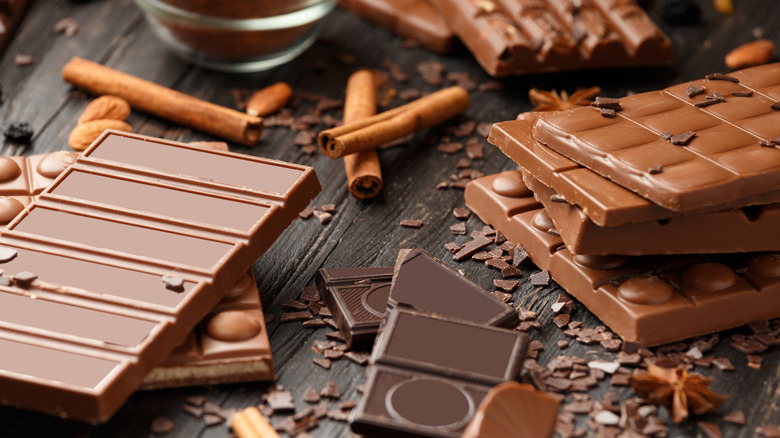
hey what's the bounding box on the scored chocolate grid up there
[429,0,669,75]
[535,66,780,210]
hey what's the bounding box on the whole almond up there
[77,95,131,124]
[69,119,132,151]
[246,82,292,117]
[725,39,775,70]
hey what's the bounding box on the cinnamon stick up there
[318,86,469,158]
[343,70,382,199]
[62,57,263,146]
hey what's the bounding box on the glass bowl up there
[134,0,337,72]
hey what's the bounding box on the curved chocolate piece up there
[462,382,559,438]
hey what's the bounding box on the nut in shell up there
[77,95,131,124]
[68,119,132,151]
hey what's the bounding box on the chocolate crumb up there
[557,340,569,349]
[670,131,696,145]
[694,98,722,108]
[267,390,295,412]
[756,425,780,438]
[698,421,722,438]
[449,222,467,235]
[706,73,739,82]
[593,97,622,110]
[400,219,424,228]
[479,80,504,92]
[685,84,706,98]
[150,416,175,434]
[494,279,519,292]
[648,165,663,174]
[513,244,528,266]
[299,286,320,303]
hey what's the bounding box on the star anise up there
[630,364,728,423]
[528,86,601,111]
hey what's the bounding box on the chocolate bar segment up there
[426,0,672,76]
[524,171,780,255]
[351,307,527,437]
[141,270,275,389]
[316,267,395,348]
[533,63,780,211]
[466,173,780,346]
[489,116,780,226]
[341,0,457,53]
[389,248,517,327]
[0,131,319,422]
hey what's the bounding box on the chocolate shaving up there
[453,235,493,261]
[706,73,739,82]
[670,131,696,146]
[694,98,722,108]
[450,222,467,235]
[685,84,706,98]
[400,219,424,228]
[731,90,754,97]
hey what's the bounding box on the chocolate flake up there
[694,98,723,108]
[600,108,617,118]
[312,210,332,224]
[648,165,663,174]
[302,319,326,328]
[299,206,316,219]
[660,131,673,141]
[53,17,79,37]
[494,279,519,292]
[312,357,331,369]
[150,416,175,434]
[706,73,739,82]
[416,61,445,86]
[723,410,746,425]
[400,219,424,228]
[345,351,370,365]
[299,286,320,303]
[670,131,696,146]
[450,222,467,235]
[772,102,780,110]
[453,207,471,219]
[183,405,204,419]
[453,235,493,261]
[280,311,313,323]
[531,270,551,286]
[320,381,340,399]
[437,142,464,154]
[592,97,622,111]
[202,414,224,427]
[12,271,38,287]
[731,90,754,97]
[685,84,706,98]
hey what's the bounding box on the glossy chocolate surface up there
[426,0,672,76]
[0,131,319,422]
[341,0,457,53]
[466,172,780,346]
[534,63,780,211]
[389,248,517,327]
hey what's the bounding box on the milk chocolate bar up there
[525,171,780,255]
[533,63,780,211]
[350,307,528,437]
[0,130,320,422]
[141,270,275,389]
[316,267,395,348]
[426,0,672,76]
[0,151,79,226]
[341,0,457,53]
[389,248,518,327]
[490,115,780,227]
[466,172,780,346]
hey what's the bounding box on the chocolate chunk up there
[453,235,493,261]
[706,72,739,82]
[183,405,204,419]
[303,387,321,403]
[280,311,313,323]
[531,270,551,286]
[345,351,370,365]
[731,90,754,97]
[600,108,617,117]
[312,210,332,224]
[593,97,622,111]
[202,414,224,427]
[12,271,37,287]
[299,286,320,303]
[186,395,207,407]
[161,273,184,291]
[319,381,341,399]
[466,138,484,159]
[501,265,523,278]
[0,247,18,263]
[299,206,316,219]
[416,61,445,86]
[302,319,326,328]
[450,222,467,235]
[494,279,519,292]
[453,207,471,219]
[312,358,331,369]
[670,131,696,145]
[685,84,706,98]
[320,204,337,213]
[437,142,464,153]
[400,219,424,228]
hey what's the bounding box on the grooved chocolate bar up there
[0,152,79,226]
[490,116,780,227]
[341,0,457,53]
[316,267,395,348]
[534,63,780,211]
[0,130,320,422]
[350,307,528,437]
[466,172,780,346]
[426,0,672,76]
[525,171,780,256]
[141,270,274,389]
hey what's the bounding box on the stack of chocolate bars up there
[342,0,673,76]
[0,131,321,422]
[466,63,780,347]
[317,248,529,437]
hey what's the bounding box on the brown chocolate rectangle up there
[466,172,780,346]
[0,131,319,422]
[489,116,780,226]
[524,171,780,255]
[533,63,780,211]
[426,0,672,76]
[141,270,275,389]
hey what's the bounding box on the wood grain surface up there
[0,0,779,436]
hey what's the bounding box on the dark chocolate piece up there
[0,131,320,422]
[350,307,527,437]
[389,248,518,328]
[466,174,780,347]
[533,63,780,212]
[315,267,395,348]
[426,0,672,77]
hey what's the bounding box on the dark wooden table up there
[1,0,779,436]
